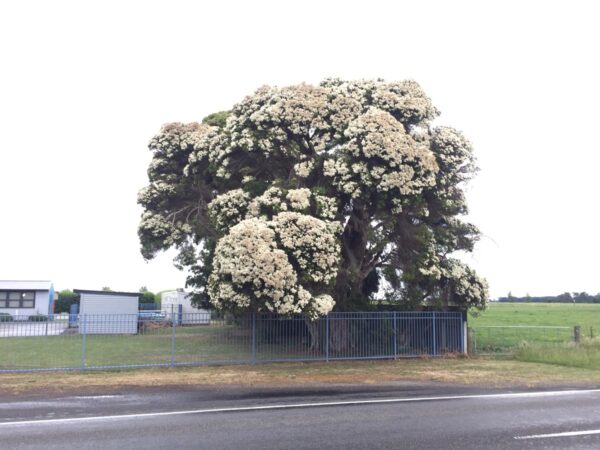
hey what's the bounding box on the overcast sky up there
[1,0,598,298]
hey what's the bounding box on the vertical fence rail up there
[171,311,176,368]
[251,311,257,365]
[432,312,437,357]
[325,314,330,362]
[81,314,86,370]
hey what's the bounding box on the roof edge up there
[74,289,141,297]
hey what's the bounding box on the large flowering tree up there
[138,79,488,318]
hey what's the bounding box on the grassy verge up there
[1,357,600,396]
[514,338,600,370]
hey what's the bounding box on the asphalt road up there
[1,383,600,449]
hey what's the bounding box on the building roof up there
[74,289,141,298]
[0,280,53,291]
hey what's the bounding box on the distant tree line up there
[498,292,600,303]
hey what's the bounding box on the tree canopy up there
[138,78,488,316]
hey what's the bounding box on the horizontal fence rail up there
[469,326,574,355]
[0,311,465,372]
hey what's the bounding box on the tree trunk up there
[304,317,323,352]
[333,201,372,310]
[304,316,352,356]
[329,317,351,354]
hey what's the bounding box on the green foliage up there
[28,314,48,322]
[176,240,216,310]
[0,313,13,322]
[55,289,78,314]
[140,291,157,304]
[202,111,230,128]
[361,269,380,298]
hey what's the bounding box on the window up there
[0,291,36,308]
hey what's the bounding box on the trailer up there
[161,290,210,325]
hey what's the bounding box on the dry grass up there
[2,356,600,396]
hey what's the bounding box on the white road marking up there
[72,395,123,400]
[516,429,600,440]
[0,388,599,428]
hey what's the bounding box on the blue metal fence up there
[0,311,465,372]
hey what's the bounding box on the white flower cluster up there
[371,80,439,125]
[310,294,336,318]
[138,211,191,255]
[315,195,338,220]
[293,159,314,178]
[149,122,212,156]
[272,212,340,284]
[323,108,438,199]
[208,217,337,317]
[245,187,338,223]
[184,78,438,182]
[207,189,250,232]
[430,126,475,187]
[286,188,311,210]
[137,181,178,209]
[443,259,489,309]
[247,187,287,218]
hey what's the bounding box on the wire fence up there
[0,311,465,372]
[469,326,575,355]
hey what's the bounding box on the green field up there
[469,302,600,330]
[468,302,600,354]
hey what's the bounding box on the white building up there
[0,280,55,319]
[161,290,210,324]
[75,289,140,334]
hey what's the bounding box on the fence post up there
[251,311,257,365]
[393,312,398,360]
[81,314,86,370]
[432,312,437,356]
[574,325,581,343]
[462,312,468,355]
[171,307,176,368]
[326,314,330,362]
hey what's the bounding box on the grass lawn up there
[0,322,357,371]
[0,324,255,370]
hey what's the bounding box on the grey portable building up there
[76,290,139,334]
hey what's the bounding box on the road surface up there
[1,383,600,449]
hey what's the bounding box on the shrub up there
[28,314,48,322]
[0,313,13,322]
[55,289,79,313]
